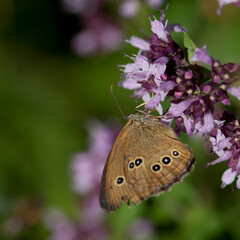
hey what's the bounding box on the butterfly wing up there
[123,118,194,190]
[99,118,155,211]
[99,115,194,212]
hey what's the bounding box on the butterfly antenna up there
[110,84,126,118]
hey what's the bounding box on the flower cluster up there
[45,119,154,239]
[71,119,119,195]
[60,0,164,55]
[120,12,240,189]
[45,119,119,240]
[45,209,108,240]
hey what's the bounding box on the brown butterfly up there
[99,113,195,212]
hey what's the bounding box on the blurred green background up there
[1,0,240,239]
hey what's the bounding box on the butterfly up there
[99,113,194,212]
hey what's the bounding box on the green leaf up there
[183,32,197,64]
[183,32,211,71]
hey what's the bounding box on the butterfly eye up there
[151,163,161,172]
[172,150,180,157]
[115,176,125,185]
[129,162,134,170]
[161,156,172,165]
[135,158,143,166]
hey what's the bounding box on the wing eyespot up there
[171,149,180,158]
[151,163,162,173]
[161,155,172,165]
[135,157,144,168]
[114,176,125,186]
[128,161,135,171]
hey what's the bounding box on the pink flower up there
[199,110,214,133]
[227,86,240,100]
[168,98,195,117]
[45,209,108,240]
[119,0,139,18]
[128,218,154,240]
[71,22,122,56]
[221,168,237,188]
[217,0,240,15]
[121,54,168,104]
[145,0,164,8]
[237,176,240,189]
[191,46,213,66]
[209,129,232,156]
[120,10,240,190]
[45,210,76,240]
[125,36,150,51]
[46,120,121,240]
[149,15,169,43]
[208,151,233,166]
[71,119,119,194]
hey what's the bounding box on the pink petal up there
[168,98,195,117]
[122,79,140,89]
[160,81,176,92]
[182,114,192,136]
[142,93,151,102]
[150,19,169,43]
[154,63,167,84]
[165,24,186,33]
[146,94,162,109]
[216,128,226,142]
[200,111,214,133]
[154,56,169,65]
[126,36,150,51]
[227,87,240,100]
[208,151,232,165]
[123,63,138,73]
[217,0,239,15]
[221,168,236,188]
[221,98,231,105]
[190,46,212,66]
[134,55,150,69]
[217,137,232,151]
[155,103,163,115]
[237,176,240,189]
[237,157,240,169]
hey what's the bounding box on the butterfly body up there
[100,114,194,212]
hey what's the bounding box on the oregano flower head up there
[120,11,240,189]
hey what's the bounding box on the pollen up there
[213,61,220,68]
[210,95,215,101]
[234,137,239,142]
[223,73,229,80]
[176,77,182,84]
[220,84,226,90]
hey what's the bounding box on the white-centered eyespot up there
[161,155,172,165]
[151,163,161,173]
[115,176,125,186]
[171,149,180,157]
